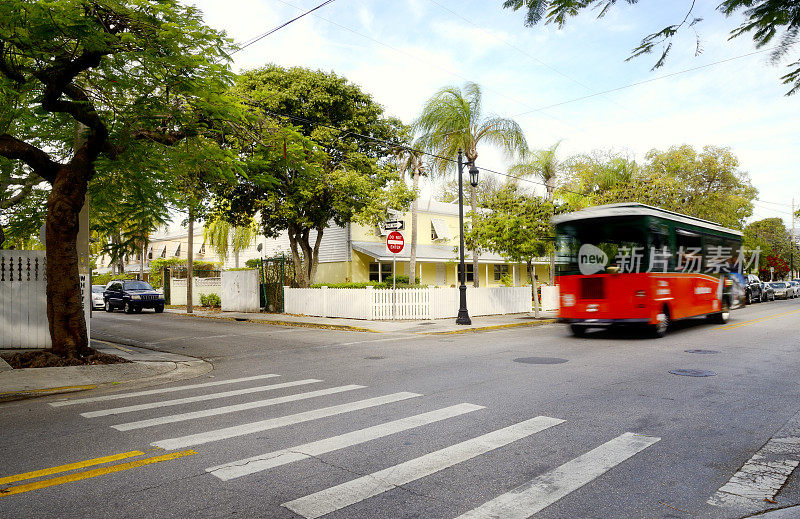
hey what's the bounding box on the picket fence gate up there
[0,251,50,348]
[284,286,531,320]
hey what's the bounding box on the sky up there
[189,0,800,230]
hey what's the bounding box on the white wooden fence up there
[284,286,531,320]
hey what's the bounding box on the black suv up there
[745,274,763,304]
[103,280,165,314]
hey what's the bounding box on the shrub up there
[200,293,221,308]
[499,274,514,287]
[226,267,255,272]
[245,258,260,268]
[91,272,137,286]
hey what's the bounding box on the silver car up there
[769,282,790,300]
[789,280,800,298]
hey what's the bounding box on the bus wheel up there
[709,300,730,324]
[653,308,669,338]
[570,324,586,337]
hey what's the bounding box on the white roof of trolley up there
[551,203,743,237]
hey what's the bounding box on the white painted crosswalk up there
[53,373,666,518]
[113,384,366,431]
[454,432,660,519]
[206,403,486,481]
[282,416,565,519]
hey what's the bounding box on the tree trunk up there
[409,171,419,284]
[470,183,479,287]
[547,185,555,285]
[46,166,91,358]
[187,206,193,314]
[287,225,308,287]
[234,248,239,269]
[309,227,324,284]
[140,242,145,281]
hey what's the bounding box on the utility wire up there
[231,0,340,55]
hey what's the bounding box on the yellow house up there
[315,200,552,286]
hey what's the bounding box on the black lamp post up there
[456,149,479,325]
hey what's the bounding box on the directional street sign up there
[387,231,404,254]
[384,220,404,231]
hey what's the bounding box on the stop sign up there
[387,231,404,254]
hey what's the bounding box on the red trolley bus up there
[553,203,746,337]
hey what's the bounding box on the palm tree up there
[204,217,259,268]
[415,82,528,287]
[509,141,562,280]
[395,144,426,284]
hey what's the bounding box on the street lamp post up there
[456,149,479,325]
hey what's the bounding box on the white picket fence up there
[284,286,531,320]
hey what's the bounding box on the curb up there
[420,319,558,335]
[170,311,382,333]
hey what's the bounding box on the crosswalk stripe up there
[49,374,281,407]
[80,379,322,418]
[282,415,565,519]
[708,409,800,507]
[151,392,422,451]
[112,385,366,431]
[207,403,486,481]
[454,432,661,519]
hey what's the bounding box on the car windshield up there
[771,282,786,288]
[123,281,153,290]
[555,218,648,275]
[91,285,104,293]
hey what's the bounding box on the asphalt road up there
[2,300,800,519]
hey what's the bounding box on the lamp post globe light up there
[456,149,478,325]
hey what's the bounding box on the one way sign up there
[384,220,404,230]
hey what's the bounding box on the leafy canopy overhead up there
[502,0,800,95]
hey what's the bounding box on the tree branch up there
[0,135,60,183]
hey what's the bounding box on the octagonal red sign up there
[387,231,404,253]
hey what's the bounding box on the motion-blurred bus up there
[552,203,745,337]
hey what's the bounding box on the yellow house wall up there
[314,262,349,284]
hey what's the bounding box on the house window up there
[175,243,181,257]
[457,263,474,282]
[369,262,393,282]
[494,264,509,281]
[431,218,451,241]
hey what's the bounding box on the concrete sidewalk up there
[165,308,558,334]
[0,340,212,402]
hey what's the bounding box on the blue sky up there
[191,0,800,228]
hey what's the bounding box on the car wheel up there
[746,291,752,305]
[105,301,113,312]
[653,308,669,338]
[154,305,164,313]
[134,306,143,314]
[710,300,730,324]
[124,302,134,314]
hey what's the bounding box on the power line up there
[231,0,340,55]
[511,44,788,117]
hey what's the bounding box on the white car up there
[91,285,105,309]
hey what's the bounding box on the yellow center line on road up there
[0,450,196,498]
[715,309,800,331]
[0,451,145,485]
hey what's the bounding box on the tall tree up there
[204,216,259,268]
[223,66,414,286]
[0,0,235,358]
[466,181,554,302]
[509,140,563,280]
[503,0,800,95]
[0,159,47,248]
[415,82,528,287]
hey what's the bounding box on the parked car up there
[788,280,800,298]
[745,274,764,304]
[760,281,775,301]
[103,280,165,314]
[769,281,790,300]
[91,285,105,310]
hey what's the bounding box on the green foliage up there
[744,217,791,267]
[502,0,800,95]
[204,217,259,263]
[309,280,426,289]
[149,258,221,288]
[226,267,255,272]
[466,182,554,267]
[200,293,221,308]
[245,259,260,269]
[0,159,48,248]
[91,272,137,286]
[414,82,528,171]
[561,145,757,229]
[220,65,414,286]
[499,273,514,287]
